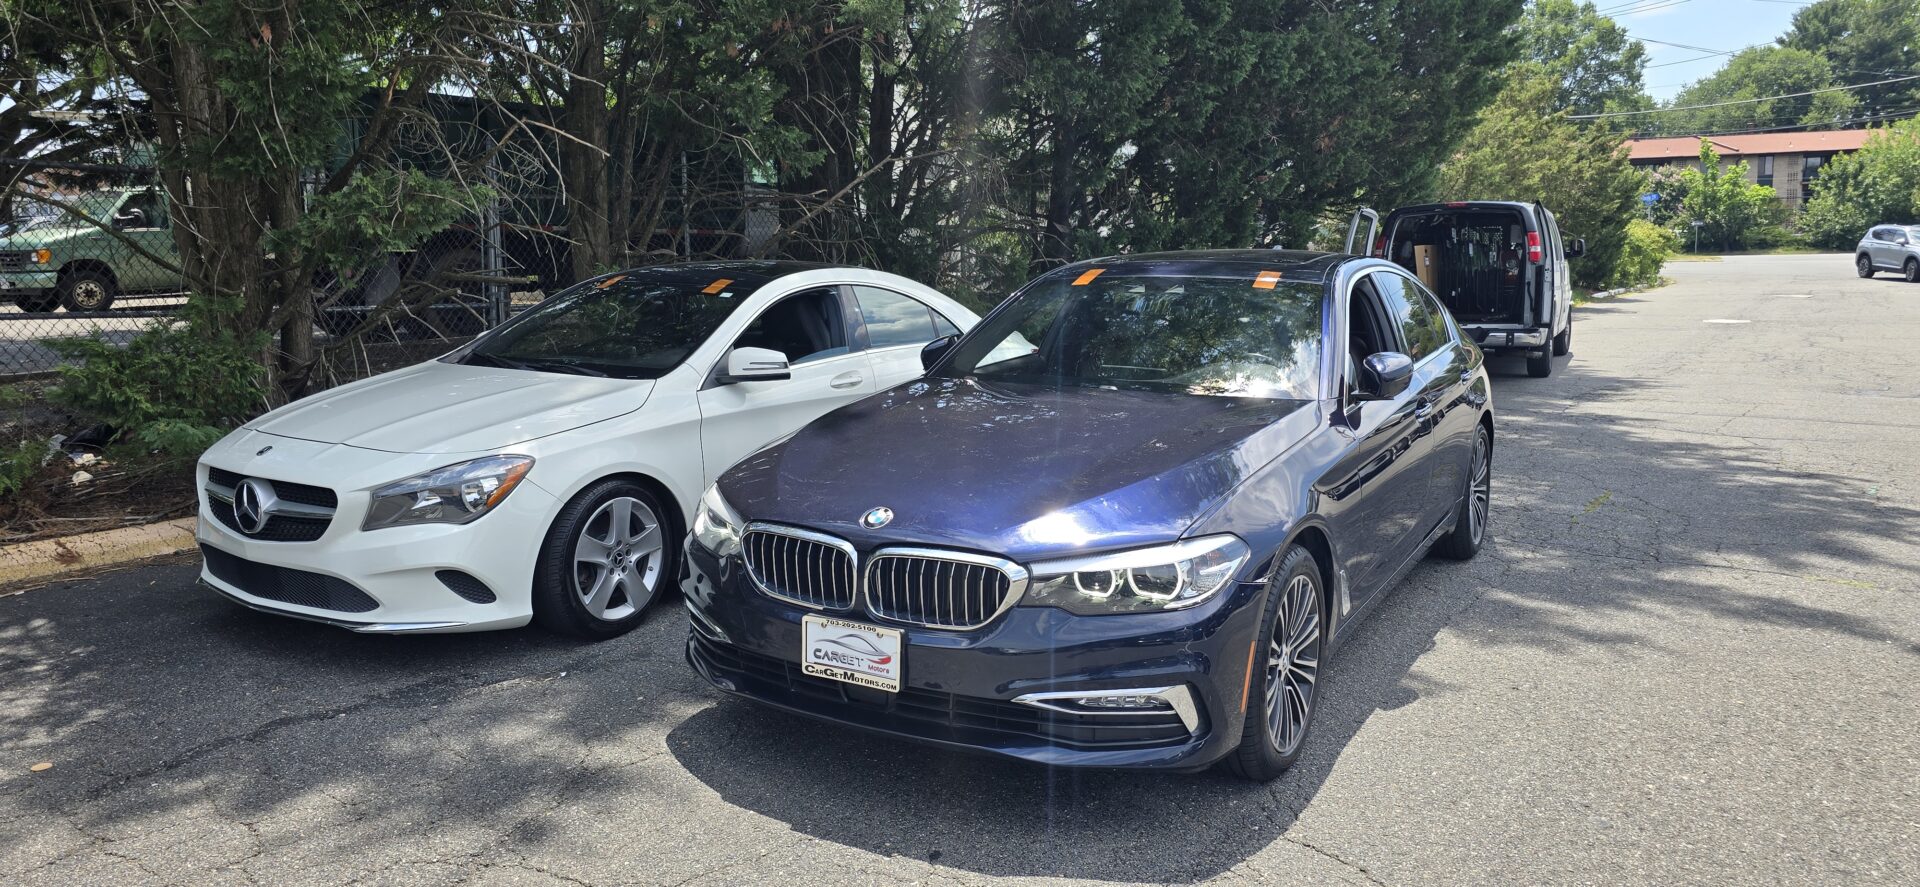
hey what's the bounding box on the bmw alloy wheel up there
[1265,572,1322,756]
[1469,428,1491,545]
[572,496,664,622]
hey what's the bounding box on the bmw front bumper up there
[680,538,1269,770]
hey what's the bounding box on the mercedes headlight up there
[362,455,533,530]
[691,483,744,557]
[1025,535,1250,615]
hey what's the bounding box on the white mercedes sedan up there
[196,262,980,638]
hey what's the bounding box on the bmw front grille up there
[740,523,1028,630]
[864,549,1027,630]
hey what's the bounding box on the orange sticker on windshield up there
[701,278,734,294]
[1252,270,1282,289]
[595,274,627,289]
[1071,268,1105,286]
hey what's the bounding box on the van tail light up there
[1526,231,1543,264]
[1372,234,1385,256]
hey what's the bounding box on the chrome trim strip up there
[1012,685,1202,734]
[862,546,1029,631]
[200,579,465,633]
[741,521,858,611]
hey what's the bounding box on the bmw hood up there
[720,378,1319,560]
[246,360,654,454]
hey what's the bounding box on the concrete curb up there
[0,517,197,587]
[1587,283,1649,301]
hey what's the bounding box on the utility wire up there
[1572,74,1920,118]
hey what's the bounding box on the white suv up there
[196,262,980,638]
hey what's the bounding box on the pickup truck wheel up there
[1904,259,1919,283]
[1526,351,1552,378]
[1551,321,1572,356]
[56,269,116,312]
[11,293,58,313]
[1858,254,1875,278]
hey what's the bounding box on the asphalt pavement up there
[2,254,1916,885]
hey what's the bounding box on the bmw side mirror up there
[1354,352,1414,401]
[718,347,791,384]
[1565,238,1586,259]
[920,334,958,372]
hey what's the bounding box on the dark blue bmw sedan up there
[681,250,1493,780]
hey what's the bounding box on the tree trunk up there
[561,0,612,282]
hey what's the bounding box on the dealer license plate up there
[801,614,903,693]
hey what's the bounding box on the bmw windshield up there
[934,269,1324,400]
[461,272,759,379]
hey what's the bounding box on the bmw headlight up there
[1025,535,1251,615]
[361,455,533,530]
[691,483,744,557]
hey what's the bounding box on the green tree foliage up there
[1679,140,1787,251]
[1437,68,1643,287]
[45,308,267,457]
[1513,0,1651,116]
[1660,47,1856,135]
[1781,0,1920,118]
[973,0,1523,272]
[1800,118,1920,248]
[1609,218,1678,288]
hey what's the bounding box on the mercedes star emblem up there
[232,477,279,535]
[861,506,894,529]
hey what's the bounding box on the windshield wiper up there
[463,352,538,372]
[527,359,608,377]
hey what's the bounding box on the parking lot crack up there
[1280,833,1388,886]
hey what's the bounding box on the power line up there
[1571,74,1920,118]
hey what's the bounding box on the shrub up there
[46,322,266,457]
[1608,219,1679,288]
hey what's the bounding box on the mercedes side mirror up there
[921,334,958,372]
[1565,238,1587,259]
[1354,352,1414,401]
[717,347,791,384]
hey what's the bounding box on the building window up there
[1802,155,1826,200]
[1756,155,1774,187]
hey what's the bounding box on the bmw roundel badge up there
[861,506,894,529]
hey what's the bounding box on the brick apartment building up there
[1625,129,1875,209]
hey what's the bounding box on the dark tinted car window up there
[1374,271,1448,361]
[735,288,848,364]
[465,272,757,379]
[938,269,1323,399]
[855,286,939,347]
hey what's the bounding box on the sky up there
[1613,0,1812,101]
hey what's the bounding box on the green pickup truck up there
[0,187,183,313]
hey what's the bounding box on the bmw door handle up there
[830,371,864,390]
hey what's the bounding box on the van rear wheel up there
[1527,351,1552,378]
[1551,322,1571,357]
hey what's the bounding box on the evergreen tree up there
[1437,68,1643,286]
